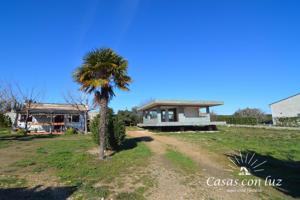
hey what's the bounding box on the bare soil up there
[127,130,260,200]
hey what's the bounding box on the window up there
[20,115,32,122]
[67,115,72,122]
[168,109,177,122]
[149,111,157,119]
[72,115,80,122]
[161,109,177,122]
[144,110,157,119]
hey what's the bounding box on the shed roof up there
[23,103,87,114]
[137,100,224,111]
[270,93,300,106]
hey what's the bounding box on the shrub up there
[274,117,300,127]
[65,127,78,135]
[90,109,126,151]
[17,129,27,135]
[215,115,258,125]
[0,113,11,128]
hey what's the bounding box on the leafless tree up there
[0,81,42,133]
[0,83,12,114]
[64,91,94,134]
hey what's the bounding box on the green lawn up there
[161,126,300,199]
[0,127,10,135]
[162,126,300,161]
[165,149,198,174]
[0,131,152,200]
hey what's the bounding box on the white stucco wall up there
[271,94,300,118]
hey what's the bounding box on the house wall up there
[17,114,85,132]
[142,106,211,126]
[271,94,300,118]
[271,94,300,125]
[182,107,210,123]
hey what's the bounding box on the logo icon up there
[227,151,267,176]
[239,166,251,176]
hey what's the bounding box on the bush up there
[0,113,11,128]
[90,109,126,151]
[117,107,142,126]
[215,115,258,125]
[274,117,300,127]
[65,127,78,135]
[17,129,27,135]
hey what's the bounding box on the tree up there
[90,108,125,150]
[0,82,41,133]
[73,48,131,160]
[64,91,93,134]
[233,108,266,123]
[117,107,142,126]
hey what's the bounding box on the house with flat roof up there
[270,93,300,126]
[137,99,225,130]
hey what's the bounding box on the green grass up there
[126,126,144,131]
[163,126,300,161]
[0,175,27,187]
[116,192,145,200]
[165,149,198,174]
[0,127,13,148]
[1,134,152,199]
[0,127,10,135]
[162,126,300,199]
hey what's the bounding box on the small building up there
[7,103,88,133]
[137,99,225,130]
[270,93,300,126]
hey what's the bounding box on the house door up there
[54,115,64,132]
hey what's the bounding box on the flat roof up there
[270,93,300,106]
[137,99,224,111]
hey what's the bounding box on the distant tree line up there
[211,108,272,125]
[116,107,142,126]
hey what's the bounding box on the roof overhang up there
[137,100,224,111]
[21,103,87,114]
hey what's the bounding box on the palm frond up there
[73,48,131,102]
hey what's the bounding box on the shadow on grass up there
[117,136,153,152]
[0,185,77,200]
[0,134,59,141]
[227,150,300,198]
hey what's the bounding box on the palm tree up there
[73,48,131,160]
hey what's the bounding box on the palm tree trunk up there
[84,111,88,134]
[99,96,108,160]
[24,109,29,135]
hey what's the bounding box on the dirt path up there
[127,130,260,200]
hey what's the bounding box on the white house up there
[270,93,300,125]
[137,99,225,130]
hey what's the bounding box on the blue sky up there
[0,0,299,114]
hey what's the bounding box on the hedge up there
[90,111,126,151]
[214,115,258,125]
[274,117,300,127]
